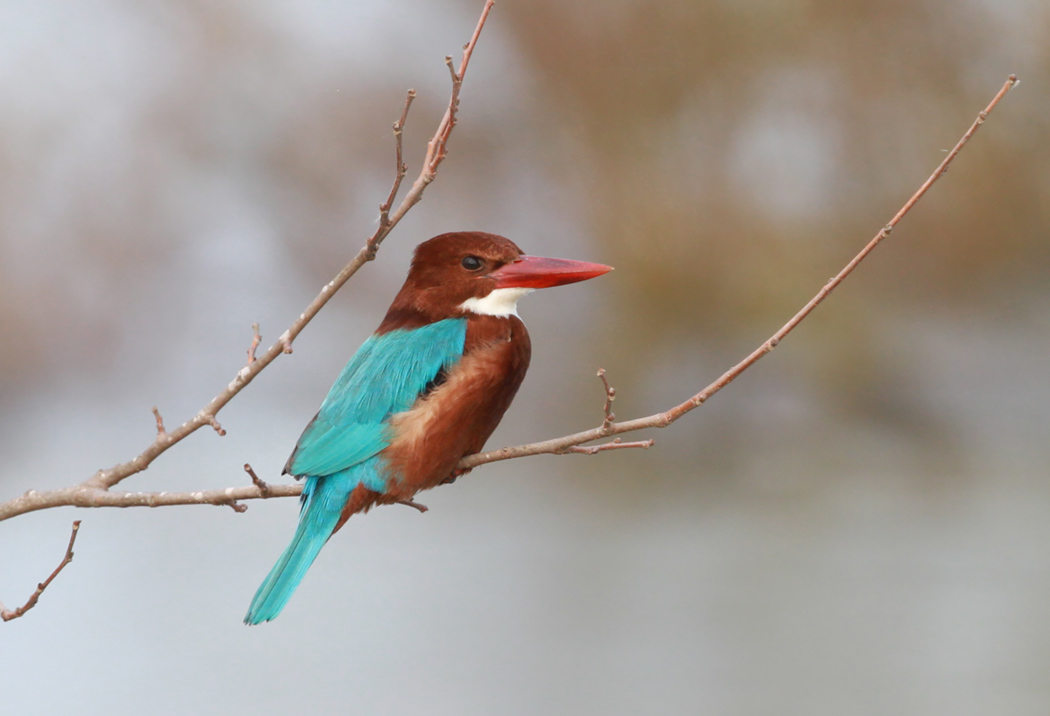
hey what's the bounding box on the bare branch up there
[0,0,498,524]
[457,74,1021,470]
[1,521,81,621]
[0,72,1016,522]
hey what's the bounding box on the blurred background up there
[1,0,1048,713]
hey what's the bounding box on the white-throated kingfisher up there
[245,231,611,624]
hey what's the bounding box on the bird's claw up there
[440,466,472,485]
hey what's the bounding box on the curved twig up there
[460,74,1019,470]
[1,521,81,621]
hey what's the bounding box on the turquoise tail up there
[244,470,361,625]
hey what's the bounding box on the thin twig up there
[1,521,81,621]
[151,407,167,440]
[414,0,494,183]
[376,90,416,244]
[246,323,261,365]
[597,368,616,431]
[244,463,271,497]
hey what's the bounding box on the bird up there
[244,231,612,624]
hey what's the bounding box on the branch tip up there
[1,520,81,622]
[151,407,167,439]
[378,89,418,234]
[246,322,262,365]
[205,416,226,437]
[244,463,272,496]
[597,368,617,430]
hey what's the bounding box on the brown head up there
[377,231,611,333]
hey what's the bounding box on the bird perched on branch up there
[245,231,611,624]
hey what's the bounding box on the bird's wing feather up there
[286,318,468,478]
[244,458,385,624]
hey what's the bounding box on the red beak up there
[489,255,613,289]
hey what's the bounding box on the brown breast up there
[380,314,531,501]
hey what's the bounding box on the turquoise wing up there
[246,319,466,624]
[285,318,467,478]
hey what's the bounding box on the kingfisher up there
[245,231,611,624]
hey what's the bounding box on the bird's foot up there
[396,499,429,514]
[440,467,473,485]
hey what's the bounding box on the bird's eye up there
[461,255,484,271]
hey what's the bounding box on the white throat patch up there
[459,287,534,318]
